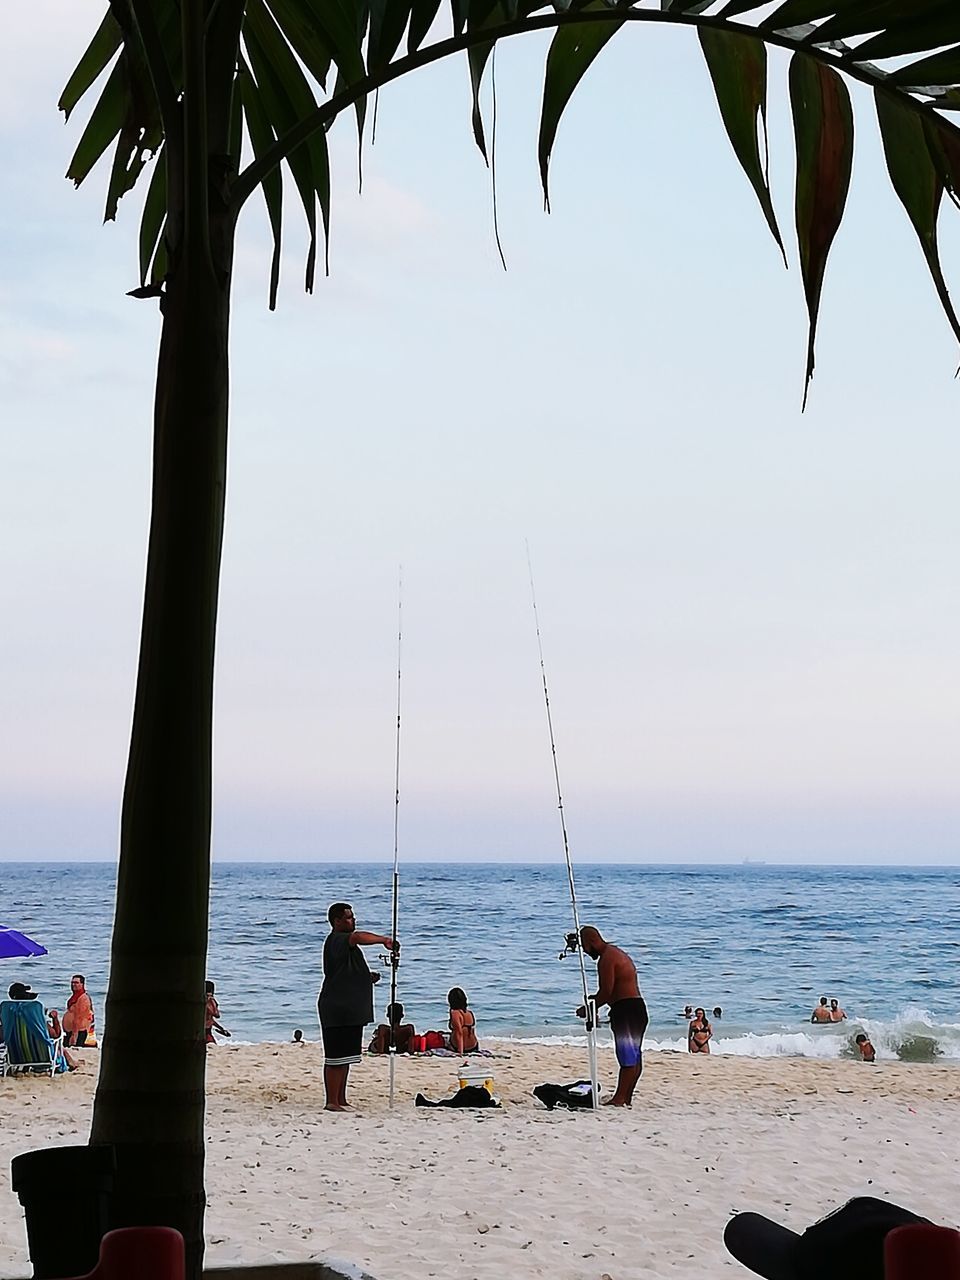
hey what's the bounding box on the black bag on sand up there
[724,1196,930,1280]
[533,1080,599,1110]
[415,1085,499,1108]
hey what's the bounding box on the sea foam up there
[490,1006,960,1062]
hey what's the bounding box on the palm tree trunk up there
[89,204,235,1279]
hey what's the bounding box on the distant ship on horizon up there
[741,858,768,866]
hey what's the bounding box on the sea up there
[3,862,959,1063]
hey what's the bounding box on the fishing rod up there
[388,568,402,1109]
[526,546,600,1111]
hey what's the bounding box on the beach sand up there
[2,1044,959,1278]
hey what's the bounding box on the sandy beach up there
[2,1044,959,1279]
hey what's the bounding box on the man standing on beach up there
[576,926,647,1107]
[318,902,398,1112]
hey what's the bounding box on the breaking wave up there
[491,1007,960,1063]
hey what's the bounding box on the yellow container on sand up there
[458,1066,495,1094]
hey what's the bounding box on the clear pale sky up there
[2,4,959,864]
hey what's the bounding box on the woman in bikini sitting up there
[688,1007,713,1054]
[446,987,479,1054]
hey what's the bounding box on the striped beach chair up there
[0,998,67,1076]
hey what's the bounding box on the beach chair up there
[0,999,67,1076]
[64,1228,184,1280]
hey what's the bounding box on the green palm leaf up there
[699,28,785,263]
[239,58,285,309]
[875,87,960,345]
[538,2,625,210]
[789,51,853,405]
[244,0,331,288]
[59,10,123,121]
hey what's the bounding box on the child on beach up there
[856,1033,876,1063]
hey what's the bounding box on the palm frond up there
[61,0,960,393]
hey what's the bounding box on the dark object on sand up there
[723,1196,930,1279]
[532,1080,599,1110]
[414,1086,499,1108]
[12,1144,116,1278]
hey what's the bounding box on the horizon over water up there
[3,862,959,1063]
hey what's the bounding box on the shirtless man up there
[811,996,832,1024]
[829,998,847,1023]
[576,926,647,1107]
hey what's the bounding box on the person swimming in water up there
[811,996,832,1024]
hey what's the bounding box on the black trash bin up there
[11,1145,116,1279]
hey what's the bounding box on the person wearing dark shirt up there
[317,902,398,1112]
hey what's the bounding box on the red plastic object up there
[885,1224,960,1280]
[65,1228,185,1280]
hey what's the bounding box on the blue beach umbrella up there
[0,926,47,959]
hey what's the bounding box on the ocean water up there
[2,862,959,1062]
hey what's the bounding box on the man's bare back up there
[598,943,640,1005]
[577,926,646,1107]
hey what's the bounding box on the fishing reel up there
[558,931,580,960]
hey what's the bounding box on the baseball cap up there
[7,982,38,1000]
[724,1197,929,1279]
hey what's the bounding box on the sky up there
[1,4,959,865]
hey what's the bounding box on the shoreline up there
[3,1044,960,1278]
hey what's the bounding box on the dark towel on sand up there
[533,1080,598,1110]
[415,1086,499,1108]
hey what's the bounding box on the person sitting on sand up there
[292,1029,304,1044]
[855,1033,876,1063]
[830,998,847,1023]
[62,974,95,1048]
[369,1002,416,1055]
[205,980,231,1045]
[811,996,832,1023]
[688,1008,713,1054]
[577,926,647,1107]
[0,983,79,1070]
[446,988,479,1055]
